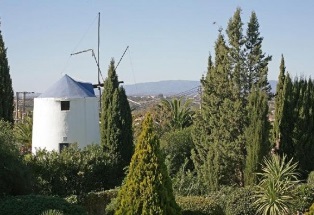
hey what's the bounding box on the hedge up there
[176,196,223,215]
[0,195,86,215]
[82,189,118,215]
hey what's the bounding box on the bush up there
[172,166,204,196]
[176,196,223,215]
[305,202,314,215]
[0,195,86,215]
[293,184,314,214]
[308,171,314,184]
[160,127,194,177]
[223,187,256,215]
[27,144,116,197]
[82,189,118,215]
[41,209,64,215]
[0,120,32,196]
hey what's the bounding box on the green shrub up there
[224,187,256,215]
[305,202,314,215]
[0,120,32,197]
[82,189,118,215]
[0,195,86,215]
[160,127,194,177]
[308,171,314,184]
[172,166,204,196]
[293,184,314,214]
[41,209,63,215]
[176,196,223,215]
[27,144,116,197]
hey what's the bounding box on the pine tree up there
[245,11,272,95]
[244,87,269,185]
[0,23,14,123]
[226,7,246,96]
[115,114,181,215]
[100,59,133,184]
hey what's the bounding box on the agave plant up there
[254,154,299,215]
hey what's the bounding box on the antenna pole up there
[98,12,101,109]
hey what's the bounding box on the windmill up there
[70,12,129,109]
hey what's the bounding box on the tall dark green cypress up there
[272,55,295,158]
[0,23,14,123]
[100,59,133,184]
[192,33,243,191]
[292,77,314,174]
[273,55,286,148]
[244,87,269,185]
[226,7,247,186]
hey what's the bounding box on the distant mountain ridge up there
[123,80,278,96]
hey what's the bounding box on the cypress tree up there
[272,55,286,148]
[292,77,314,174]
[100,59,133,184]
[115,114,181,215]
[272,56,295,158]
[226,7,247,186]
[0,23,14,123]
[244,87,269,185]
[192,33,243,191]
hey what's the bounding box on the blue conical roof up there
[39,74,95,98]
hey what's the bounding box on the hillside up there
[123,80,278,96]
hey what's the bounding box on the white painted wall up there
[32,97,100,153]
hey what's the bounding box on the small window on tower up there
[59,143,69,153]
[61,101,70,111]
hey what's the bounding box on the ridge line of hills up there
[123,80,278,96]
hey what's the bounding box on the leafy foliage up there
[254,155,299,215]
[308,171,314,184]
[82,189,118,215]
[41,209,64,215]
[14,114,33,154]
[0,195,86,215]
[293,184,314,214]
[0,120,32,196]
[224,187,256,215]
[160,127,194,177]
[27,144,115,197]
[176,196,223,215]
[115,114,181,215]
[305,202,314,215]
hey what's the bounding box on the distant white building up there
[32,74,100,154]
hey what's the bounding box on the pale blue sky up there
[1,0,314,92]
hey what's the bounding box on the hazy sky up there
[1,0,314,92]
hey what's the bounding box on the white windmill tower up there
[32,74,100,153]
